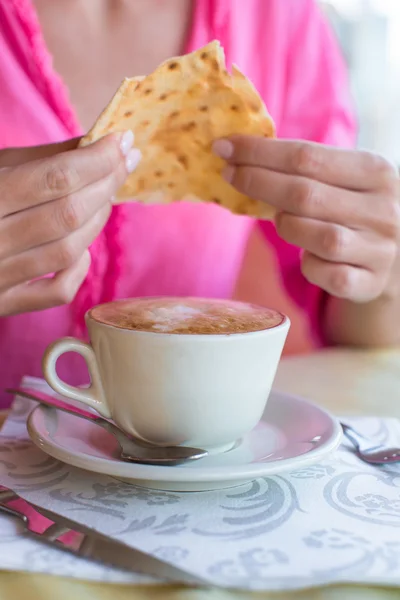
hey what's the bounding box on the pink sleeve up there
[259,0,357,345]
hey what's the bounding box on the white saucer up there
[27,391,342,492]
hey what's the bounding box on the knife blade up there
[0,486,207,587]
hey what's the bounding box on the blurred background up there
[321,0,400,168]
[236,0,400,355]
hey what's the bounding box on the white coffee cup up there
[42,299,290,453]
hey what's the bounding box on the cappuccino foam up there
[90,298,284,334]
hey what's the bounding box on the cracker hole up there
[124,110,133,117]
[182,121,196,132]
[144,88,152,96]
[155,170,164,178]
[167,182,175,189]
[199,105,208,112]
[178,155,188,169]
[168,62,179,70]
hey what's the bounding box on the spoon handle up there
[341,422,368,452]
[6,388,101,424]
[6,386,136,451]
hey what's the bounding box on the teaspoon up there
[6,387,208,467]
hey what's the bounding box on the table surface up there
[1,347,400,599]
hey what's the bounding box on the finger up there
[276,213,396,270]
[301,250,386,302]
[0,203,111,291]
[223,165,400,235]
[0,158,127,260]
[0,251,91,316]
[0,138,80,168]
[0,131,140,215]
[213,137,398,192]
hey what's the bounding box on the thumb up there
[0,138,82,168]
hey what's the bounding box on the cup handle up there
[42,337,111,419]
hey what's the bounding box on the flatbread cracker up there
[80,41,276,219]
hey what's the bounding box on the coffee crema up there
[89,297,284,335]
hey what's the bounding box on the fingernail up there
[125,148,142,173]
[222,165,235,184]
[120,130,135,156]
[213,139,234,159]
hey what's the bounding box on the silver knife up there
[0,486,207,587]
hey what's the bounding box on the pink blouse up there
[0,0,356,407]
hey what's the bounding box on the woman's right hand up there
[0,131,140,316]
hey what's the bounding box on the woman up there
[0,0,398,407]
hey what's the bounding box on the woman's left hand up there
[213,137,400,302]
